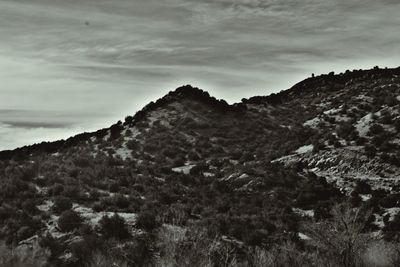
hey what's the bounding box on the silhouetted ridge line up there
[1,66,399,160]
[243,66,400,105]
[124,85,236,127]
[0,85,234,160]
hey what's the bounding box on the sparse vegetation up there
[1,70,400,265]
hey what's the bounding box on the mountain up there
[2,67,400,266]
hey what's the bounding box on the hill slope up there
[3,67,400,266]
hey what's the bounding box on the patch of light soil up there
[292,208,314,218]
[355,112,378,137]
[298,232,311,240]
[172,164,195,175]
[73,204,137,226]
[295,144,314,154]
[360,194,372,201]
[114,147,131,160]
[37,200,54,212]
[303,117,320,128]
[323,107,341,115]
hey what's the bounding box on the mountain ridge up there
[2,66,400,161]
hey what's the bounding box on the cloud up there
[0,0,399,149]
[0,122,81,150]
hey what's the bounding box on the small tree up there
[304,203,370,267]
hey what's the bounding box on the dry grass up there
[0,242,48,267]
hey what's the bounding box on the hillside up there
[3,67,400,266]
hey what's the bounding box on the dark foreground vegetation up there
[2,203,400,267]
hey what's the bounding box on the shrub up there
[52,196,72,214]
[0,243,47,267]
[99,214,130,240]
[109,121,123,140]
[109,182,119,193]
[380,194,400,208]
[73,156,90,168]
[353,180,372,194]
[136,211,159,232]
[58,210,83,232]
[368,124,384,135]
[62,185,81,199]
[21,199,39,215]
[87,251,129,267]
[124,115,134,125]
[113,195,130,209]
[48,183,64,196]
[304,204,370,267]
[384,214,400,233]
[16,226,36,242]
[126,140,139,150]
[336,122,358,140]
[364,145,377,158]
[394,119,400,131]
[372,133,388,148]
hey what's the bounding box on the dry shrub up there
[156,225,187,267]
[86,250,129,267]
[158,228,237,267]
[247,242,311,267]
[0,242,48,267]
[304,203,371,267]
[362,241,400,267]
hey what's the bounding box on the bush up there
[126,140,139,150]
[353,180,372,195]
[368,124,384,135]
[380,194,400,208]
[16,226,36,242]
[0,243,48,267]
[21,199,39,215]
[336,122,358,140]
[113,195,130,209]
[52,196,72,214]
[48,183,64,196]
[384,214,400,233]
[99,214,130,240]
[58,210,83,232]
[109,182,119,193]
[124,115,134,125]
[62,185,81,199]
[304,204,369,267]
[136,211,159,232]
[364,145,377,158]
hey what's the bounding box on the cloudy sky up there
[0,0,400,149]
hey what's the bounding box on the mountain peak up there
[127,85,232,126]
[166,85,224,105]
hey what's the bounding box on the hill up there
[3,67,400,266]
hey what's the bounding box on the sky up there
[0,0,400,150]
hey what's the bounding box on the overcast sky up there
[0,0,400,149]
